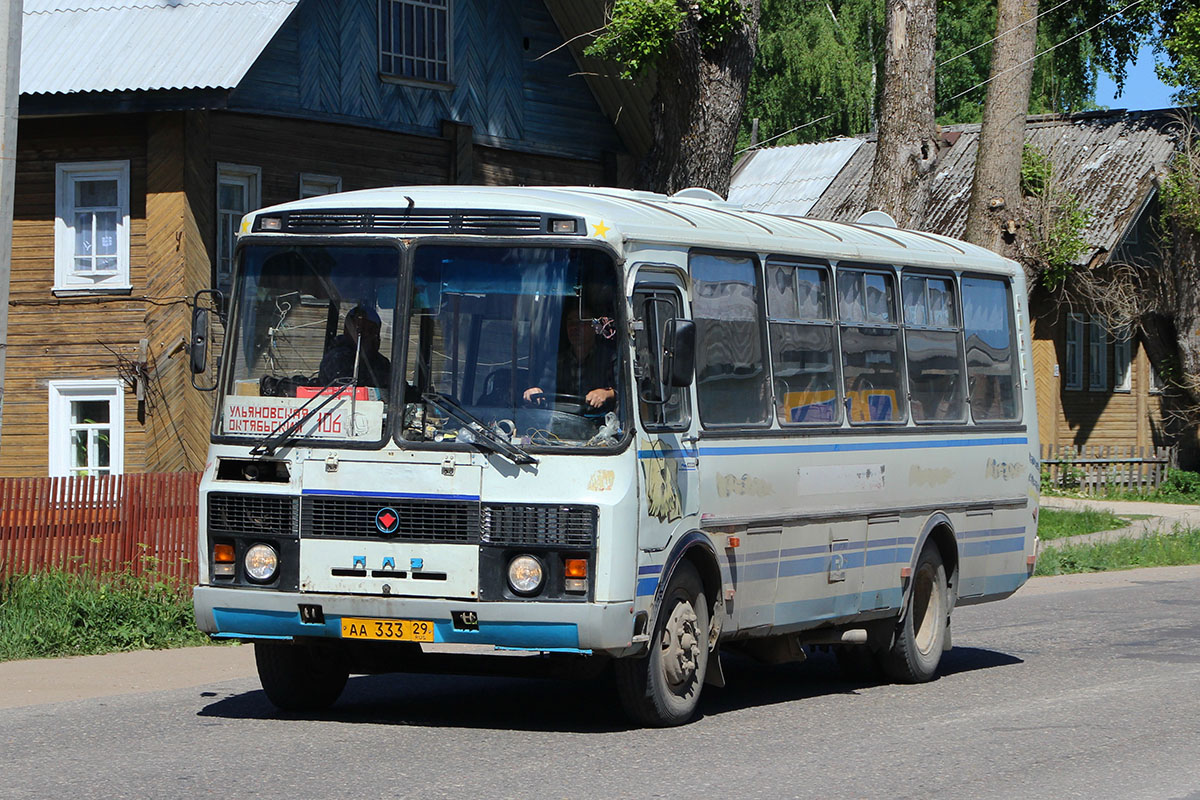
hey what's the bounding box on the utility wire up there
[940,0,1148,107]
[939,0,1074,67]
[736,113,836,155]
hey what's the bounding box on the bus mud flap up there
[705,650,726,688]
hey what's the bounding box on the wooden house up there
[4,0,644,478]
[730,109,1186,457]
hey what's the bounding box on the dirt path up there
[1039,495,1200,547]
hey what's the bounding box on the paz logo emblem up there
[375,507,400,535]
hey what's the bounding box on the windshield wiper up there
[249,375,355,457]
[422,391,538,466]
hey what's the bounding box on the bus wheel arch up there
[653,532,724,654]
[910,514,959,612]
[883,522,955,684]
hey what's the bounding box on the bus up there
[190,185,1040,726]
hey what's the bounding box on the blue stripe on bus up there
[961,537,1028,557]
[638,436,1027,459]
[638,564,663,575]
[300,489,482,502]
[636,577,659,596]
[958,526,1026,539]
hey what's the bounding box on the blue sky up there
[1093,45,1179,110]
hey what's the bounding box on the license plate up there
[341,617,435,642]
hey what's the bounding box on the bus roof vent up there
[671,187,726,203]
[856,210,899,228]
[262,209,585,237]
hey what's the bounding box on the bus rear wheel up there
[255,640,349,711]
[615,562,709,727]
[880,544,949,683]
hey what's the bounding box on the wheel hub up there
[661,601,700,687]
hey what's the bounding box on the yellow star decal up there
[591,219,611,238]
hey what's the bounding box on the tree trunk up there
[867,0,939,229]
[642,1,762,196]
[963,0,1039,258]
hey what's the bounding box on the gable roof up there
[20,0,300,95]
[732,109,1184,265]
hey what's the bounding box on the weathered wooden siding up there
[229,0,621,161]
[3,116,151,477]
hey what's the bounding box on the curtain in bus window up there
[691,253,769,425]
[962,276,1020,421]
[766,263,839,425]
[839,269,905,423]
[903,275,966,422]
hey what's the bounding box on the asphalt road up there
[2,566,1199,799]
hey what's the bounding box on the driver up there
[319,305,391,389]
[523,305,617,410]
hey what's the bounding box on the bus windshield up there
[218,243,400,448]
[402,244,625,450]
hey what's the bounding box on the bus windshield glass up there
[403,244,625,450]
[218,243,400,447]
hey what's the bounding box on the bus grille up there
[302,496,480,544]
[299,496,597,548]
[208,493,297,536]
[267,209,581,237]
[481,503,597,548]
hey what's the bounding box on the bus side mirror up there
[190,289,223,391]
[664,318,695,388]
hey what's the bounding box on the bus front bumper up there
[193,586,636,653]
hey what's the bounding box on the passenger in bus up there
[523,305,617,410]
[319,305,392,390]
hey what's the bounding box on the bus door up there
[631,273,700,553]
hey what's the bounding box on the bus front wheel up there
[881,545,949,683]
[615,562,709,727]
[255,640,349,711]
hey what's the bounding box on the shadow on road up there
[197,645,1022,732]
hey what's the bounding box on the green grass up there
[0,568,212,662]
[1037,507,1131,540]
[1044,468,1200,505]
[1035,526,1200,576]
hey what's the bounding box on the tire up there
[615,561,709,727]
[880,544,950,683]
[255,640,349,711]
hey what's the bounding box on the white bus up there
[191,185,1040,726]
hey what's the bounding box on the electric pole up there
[0,0,21,456]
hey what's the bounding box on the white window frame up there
[48,379,125,478]
[216,164,261,287]
[1088,317,1107,391]
[54,160,131,294]
[1065,313,1084,390]
[299,173,342,198]
[378,0,453,85]
[1113,327,1132,393]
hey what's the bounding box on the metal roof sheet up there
[728,137,863,216]
[802,109,1183,265]
[20,0,299,95]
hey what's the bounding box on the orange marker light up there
[214,543,236,563]
[564,559,588,579]
[727,536,741,549]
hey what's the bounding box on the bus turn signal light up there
[214,544,235,563]
[564,559,588,579]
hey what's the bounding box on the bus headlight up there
[506,554,545,596]
[244,543,279,582]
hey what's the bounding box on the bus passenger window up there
[903,274,966,423]
[962,276,1021,421]
[838,268,906,424]
[690,253,770,426]
[766,262,839,425]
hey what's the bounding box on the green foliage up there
[585,0,745,79]
[0,568,211,662]
[1035,526,1200,575]
[1037,508,1130,541]
[1021,144,1053,196]
[1038,192,1093,290]
[1161,154,1200,234]
[1154,2,1200,104]
[1158,468,1200,499]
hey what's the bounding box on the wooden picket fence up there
[1040,445,1176,493]
[0,472,201,585]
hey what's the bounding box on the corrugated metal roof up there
[20,0,299,95]
[803,109,1183,265]
[728,137,863,216]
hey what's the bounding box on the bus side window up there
[962,276,1021,421]
[765,261,840,426]
[902,273,967,423]
[689,252,771,427]
[633,289,690,430]
[837,267,906,424]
